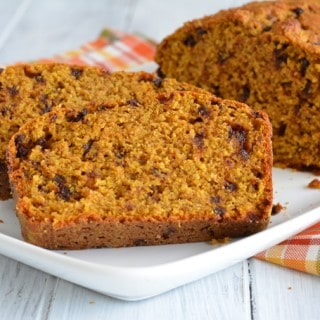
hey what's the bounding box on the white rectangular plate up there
[1,168,320,300]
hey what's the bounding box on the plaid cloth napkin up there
[37,28,156,71]
[256,222,320,275]
[40,27,320,276]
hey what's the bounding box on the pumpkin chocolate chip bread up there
[155,0,320,170]
[7,91,272,249]
[0,63,203,200]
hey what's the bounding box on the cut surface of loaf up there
[7,91,273,249]
[155,0,320,170]
[0,63,202,200]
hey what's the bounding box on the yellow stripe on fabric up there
[305,260,318,276]
[264,245,287,266]
[316,248,320,275]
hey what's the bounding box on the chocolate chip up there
[114,145,127,159]
[196,28,207,37]
[254,171,263,179]
[71,68,83,79]
[193,132,205,149]
[127,98,139,107]
[156,68,165,78]
[83,139,94,157]
[133,239,147,246]
[49,114,58,123]
[292,7,304,18]
[53,174,71,201]
[67,108,88,122]
[229,124,247,147]
[53,174,66,186]
[0,68,4,74]
[273,46,289,69]
[35,75,45,83]
[35,137,47,149]
[210,196,221,204]
[278,122,287,136]
[281,81,292,95]
[153,77,163,88]
[15,134,29,159]
[213,206,226,216]
[189,117,203,124]
[35,134,52,149]
[183,35,196,47]
[302,79,312,96]
[251,111,263,119]
[198,105,210,118]
[262,25,272,32]
[0,107,9,117]
[7,86,19,97]
[239,149,250,160]
[40,94,52,114]
[252,182,259,191]
[299,58,310,77]
[249,213,260,222]
[229,124,250,160]
[239,85,250,102]
[294,104,301,115]
[224,181,237,192]
[24,68,46,83]
[162,226,177,239]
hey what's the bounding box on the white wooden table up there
[0,1,319,319]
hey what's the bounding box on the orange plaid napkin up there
[37,28,156,71]
[256,222,320,275]
[41,28,320,276]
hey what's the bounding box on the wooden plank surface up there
[0,1,319,319]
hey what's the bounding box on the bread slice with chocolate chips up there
[0,63,202,200]
[155,0,320,170]
[7,90,272,249]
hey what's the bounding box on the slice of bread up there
[7,90,273,249]
[155,0,320,170]
[0,63,202,199]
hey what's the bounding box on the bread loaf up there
[7,90,272,249]
[155,0,320,170]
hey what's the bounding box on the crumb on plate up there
[308,179,320,189]
[271,203,285,215]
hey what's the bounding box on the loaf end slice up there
[7,91,273,249]
[0,63,205,200]
[155,0,320,170]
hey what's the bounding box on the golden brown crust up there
[155,0,320,170]
[7,89,273,249]
[17,212,269,249]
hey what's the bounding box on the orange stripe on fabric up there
[121,35,156,59]
[282,238,319,245]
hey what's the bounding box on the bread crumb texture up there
[155,0,320,170]
[7,90,272,249]
[0,63,202,199]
